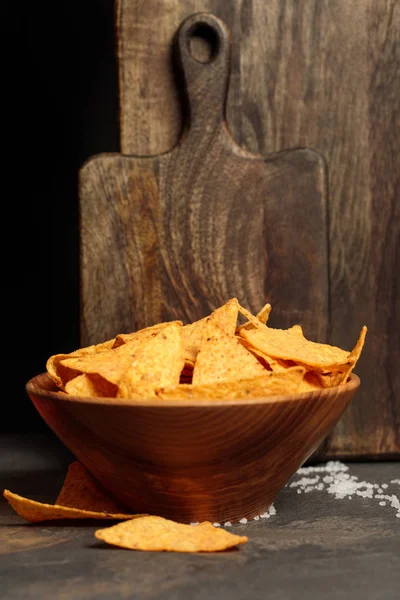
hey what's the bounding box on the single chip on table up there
[3,461,142,523]
[117,322,185,398]
[157,367,305,400]
[95,515,248,552]
[182,298,239,366]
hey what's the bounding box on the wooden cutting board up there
[79,13,328,348]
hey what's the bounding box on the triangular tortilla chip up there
[193,318,271,386]
[46,338,116,390]
[65,373,118,397]
[182,298,239,366]
[61,329,164,388]
[239,323,358,371]
[117,322,184,398]
[237,302,272,332]
[3,461,143,523]
[95,516,248,552]
[158,368,305,400]
[55,461,127,513]
[112,321,183,349]
[311,326,368,387]
[3,490,140,523]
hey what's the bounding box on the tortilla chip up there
[117,323,184,398]
[311,326,368,388]
[182,298,239,366]
[95,516,248,552]
[55,462,127,513]
[193,319,267,386]
[112,321,183,349]
[298,371,324,392]
[239,324,355,371]
[237,302,272,332]
[287,324,304,336]
[3,490,140,523]
[336,325,368,384]
[60,341,143,387]
[158,368,305,401]
[46,338,115,390]
[65,373,118,398]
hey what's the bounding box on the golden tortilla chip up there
[117,323,184,398]
[60,341,143,387]
[46,338,115,390]
[312,326,368,388]
[55,462,127,513]
[95,516,248,552]
[287,324,304,336]
[3,490,140,523]
[298,371,324,392]
[193,319,267,386]
[112,321,183,349]
[3,461,144,523]
[158,368,305,401]
[65,373,118,397]
[240,324,356,371]
[182,298,239,366]
[237,302,272,332]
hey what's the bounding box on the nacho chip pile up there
[47,298,367,400]
[3,461,247,553]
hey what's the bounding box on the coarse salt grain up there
[213,522,221,527]
[224,521,232,527]
[239,518,248,524]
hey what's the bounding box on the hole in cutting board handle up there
[187,22,220,64]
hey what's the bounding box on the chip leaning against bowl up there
[46,298,367,400]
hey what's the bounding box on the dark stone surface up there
[0,433,399,599]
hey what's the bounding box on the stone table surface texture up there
[0,433,399,600]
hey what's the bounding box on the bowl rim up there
[26,372,360,408]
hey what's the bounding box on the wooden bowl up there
[26,373,360,523]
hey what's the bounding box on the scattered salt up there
[224,521,232,527]
[253,515,260,520]
[239,518,248,524]
[288,460,400,518]
[213,522,221,527]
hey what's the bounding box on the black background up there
[4,1,118,431]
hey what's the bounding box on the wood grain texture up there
[26,372,360,523]
[80,13,328,349]
[116,0,400,459]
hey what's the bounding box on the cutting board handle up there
[175,13,231,136]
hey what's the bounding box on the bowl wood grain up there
[26,372,360,523]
